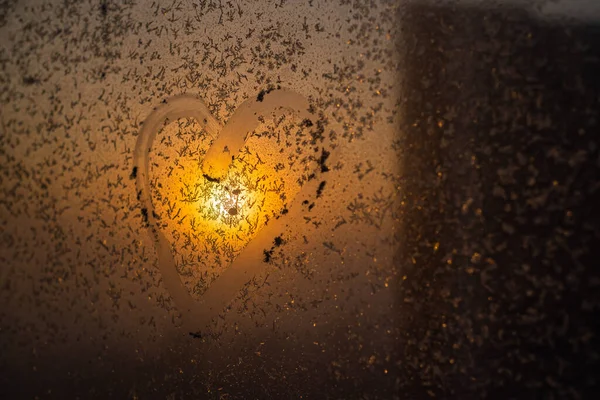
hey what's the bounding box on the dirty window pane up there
[1,0,599,398]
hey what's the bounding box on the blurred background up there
[1,0,599,398]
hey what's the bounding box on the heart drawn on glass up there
[133,89,322,336]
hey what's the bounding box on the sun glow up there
[200,178,254,230]
[148,113,312,298]
[208,184,246,219]
[162,151,290,253]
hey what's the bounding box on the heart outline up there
[133,89,318,334]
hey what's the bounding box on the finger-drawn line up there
[133,89,315,334]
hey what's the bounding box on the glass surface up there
[1,0,599,398]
